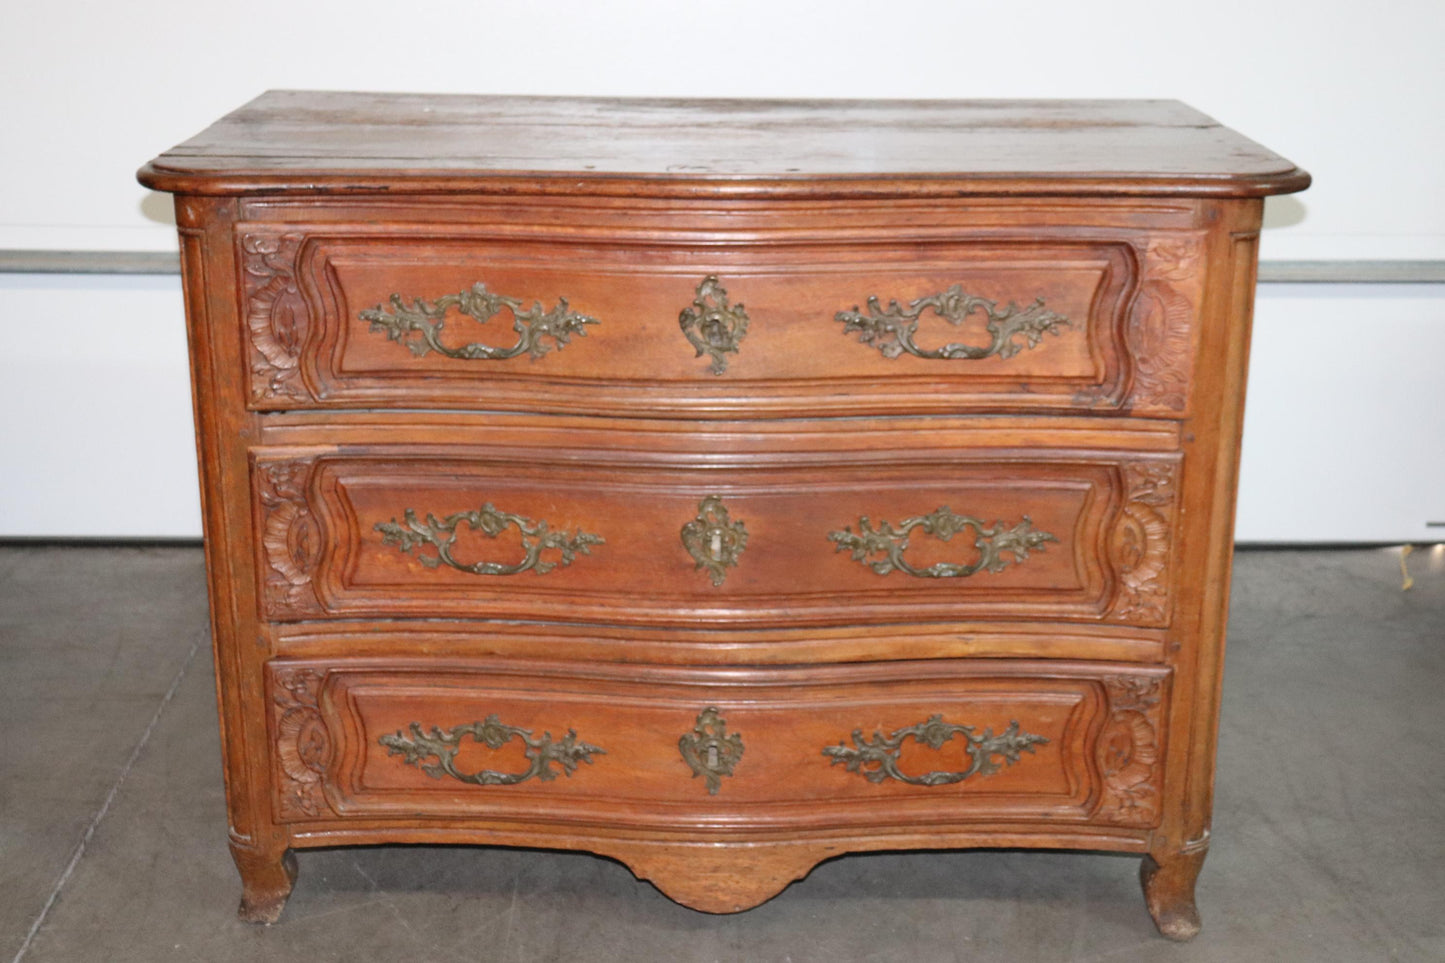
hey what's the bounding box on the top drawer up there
[239,225,1205,418]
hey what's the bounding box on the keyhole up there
[710,530,723,560]
[707,744,719,769]
[702,314,730,347]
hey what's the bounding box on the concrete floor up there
[1,546,1442,962]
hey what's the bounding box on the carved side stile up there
[270,667,332,821]
[1127,238,1203,412]
[1110,461,1179,625]
[242,233,311,404]
[255,458,324,618]
[1096,676,1166,826]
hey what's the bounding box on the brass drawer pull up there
[836,285,1068,361]
[678,707,744,795]
[679,276,749,375]
[380,715,605,786]
[680,495,748,586]
[828,507,1055,578]
[376,503,604,576]
[824,715,1047,786]
[361,282,598,360]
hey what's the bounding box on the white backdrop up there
[3,0,1443,260]
[1,1,1442,540]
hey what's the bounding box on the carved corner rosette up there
[1109,461,1178,625]
[256,458,324,618]
[1097,676,1165,826]
[270,667,332,821]
[1126,238,1203,412]
[678,707,744,795]
[678,276,750,375]
[242,233,312,404]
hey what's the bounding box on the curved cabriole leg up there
[232,841,298,924]
[1140,848,1206,941]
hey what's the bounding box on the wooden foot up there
[232,843,297,924]
[1140,849,1206,941]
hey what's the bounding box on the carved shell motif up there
[1096,676,1164,826]
[271,668,331,820]
[1128,239,1202,412]
[1110,461,1178,625]
[256,460,322,617]
[242,234,311,404]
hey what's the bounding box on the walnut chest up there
[139,92,1308,939]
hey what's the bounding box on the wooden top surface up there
[139,90,1309,198]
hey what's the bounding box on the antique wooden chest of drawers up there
[139,92,1307,939]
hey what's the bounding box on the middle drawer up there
[253,437,1179,630]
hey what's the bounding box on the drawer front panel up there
[267,658,1170,831]
[240,229,1203,417]
[253,447,1180,629]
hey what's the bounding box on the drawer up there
[239,226,1203,417]
[253,443,1180,629]
[267,658,1171,831]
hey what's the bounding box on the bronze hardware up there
[836,285,1068,360]
[379,715,604,786]
[678,707,744,795]
[361,282,598,360]
[680,495,748,587]
[828,507,1055,578]
[376,503,603,576]
[823,715,1047,786]
[679,276,750,374]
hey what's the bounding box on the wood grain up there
[141,95,1308,934]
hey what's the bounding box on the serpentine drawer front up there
[266,658,1171,831]
[236,228,1185,417]
[251,442,1180,628]
[140,92,1308,937]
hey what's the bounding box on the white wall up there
[3,0,1443,261]
[4,276,1439,543]
[1,0,1442,540]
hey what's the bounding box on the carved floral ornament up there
[1128,237,1203,412]
[1110,461,1179,625]
[243,234,309,403]
[1097,676,1165,826]
[256,460,322,617]
[271,668,330,820]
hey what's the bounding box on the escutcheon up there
[680,495,748,587]
[678,707,745,795]
[678,276,750,375]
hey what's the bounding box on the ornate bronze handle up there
[379,715,604,786]
[828,507,1055,578]
[678,707,744,795]
[679,276,750,374]
[823,715,1047,786]
[361,282,598,360]
[836,284,1068,360]
[375,503,603,575]
[680,495,748,587]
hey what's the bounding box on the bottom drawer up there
[267,658,1169,832]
